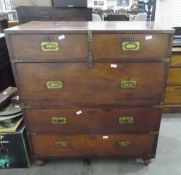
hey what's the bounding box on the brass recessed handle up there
[52,117,67,125]
[119,117,134,125]
[122,41,140,51]
[41,42,59,52]
[46,81,63,89]
[118,141,133,148]
[55,141,70,148]
[120,80,137,89]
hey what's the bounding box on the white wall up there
[155,0,181,27]
[0,1,5,11]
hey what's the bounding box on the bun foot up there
[83,159,91,165]
[143,159,152,166]
[35,160,46,166]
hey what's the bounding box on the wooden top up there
[4,21,174,34]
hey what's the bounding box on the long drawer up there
[25,108,161,134]
[164,86,181,104]
[16,63,166,106]
[92,34,171,61]
[167,68,181,85]
[31,134,156,157]
[9,34,88,62]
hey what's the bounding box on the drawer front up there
[32,134,156,157]
[167,68,181,85]
[25,108,161,134]
[92,34,170,61]
[171,54,181,67]
[165,86,181,104]
[9,34,88,62]
[16,63,166,106]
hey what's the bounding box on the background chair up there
[134,13,147,21]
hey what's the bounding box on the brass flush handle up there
[52,117,67,125]
[46,81,63,89]
[122,41,140,51]
[118,141,133,148]
[119,117,134,125]
[120,80,137,89]
[55,141,70,148]
[41,42,59,52]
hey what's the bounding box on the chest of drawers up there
[5,21,174,166]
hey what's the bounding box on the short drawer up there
[25,108,161,134]
[9,34,88,62]
[92,34,171,61]
[165,86,181,104]
[171,54,181,67]
[167,68,181,85]
[16,63,166,106]
[31,134,156,157]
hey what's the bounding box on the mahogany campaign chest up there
[4,21,174,165]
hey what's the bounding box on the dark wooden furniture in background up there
[0,34,15,92]
[0,19,8,33]
[5,21,174,166]
[105,14,129,21]
[16,6,92,24]
[8,20,19,28]
[163,49,181,112]
[52,0,87,8]
[0,13,8,33]
[163,27,181,113]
